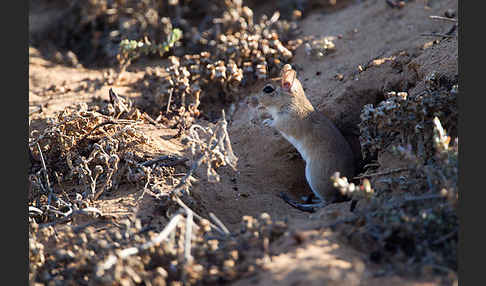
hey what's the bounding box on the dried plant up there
[29,205,287,285]
[32,0,299,66]
[28,101,289,285]
[331,173,374,200]
[185,110,238,184]
[28,90,154,225]
[139,1,302,119]
[359,83,458,162]
[332,83,458,275]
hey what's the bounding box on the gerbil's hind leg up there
[279,192,326,213]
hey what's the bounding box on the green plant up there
[117,28,183,74]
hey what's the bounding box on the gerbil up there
[252,64,355,212]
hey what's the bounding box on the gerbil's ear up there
[281,64,296,92]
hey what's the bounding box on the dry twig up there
[353,167,409,180]
[184,211,194,262]
[209,212,230,236]
[429,15,457,22]
[420,33,455,38]
[38,207,103,228]
[173,196,226,236]
[432,229,458,245]
[36,143,55,205]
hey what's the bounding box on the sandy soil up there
[29,0,458,285]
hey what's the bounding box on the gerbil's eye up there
[263,85,275,94]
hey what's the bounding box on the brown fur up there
[254,65,355,203]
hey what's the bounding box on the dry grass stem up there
[209,212,230,236]
[353,167,409,180]
[429,15,457,22]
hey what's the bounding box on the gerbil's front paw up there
[262,118,274,127]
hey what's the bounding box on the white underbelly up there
[280,132,323,200]
[305,163,322,200]
[280,132,308,162]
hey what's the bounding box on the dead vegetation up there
[332,82,458,277]
[29,86,289,285]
